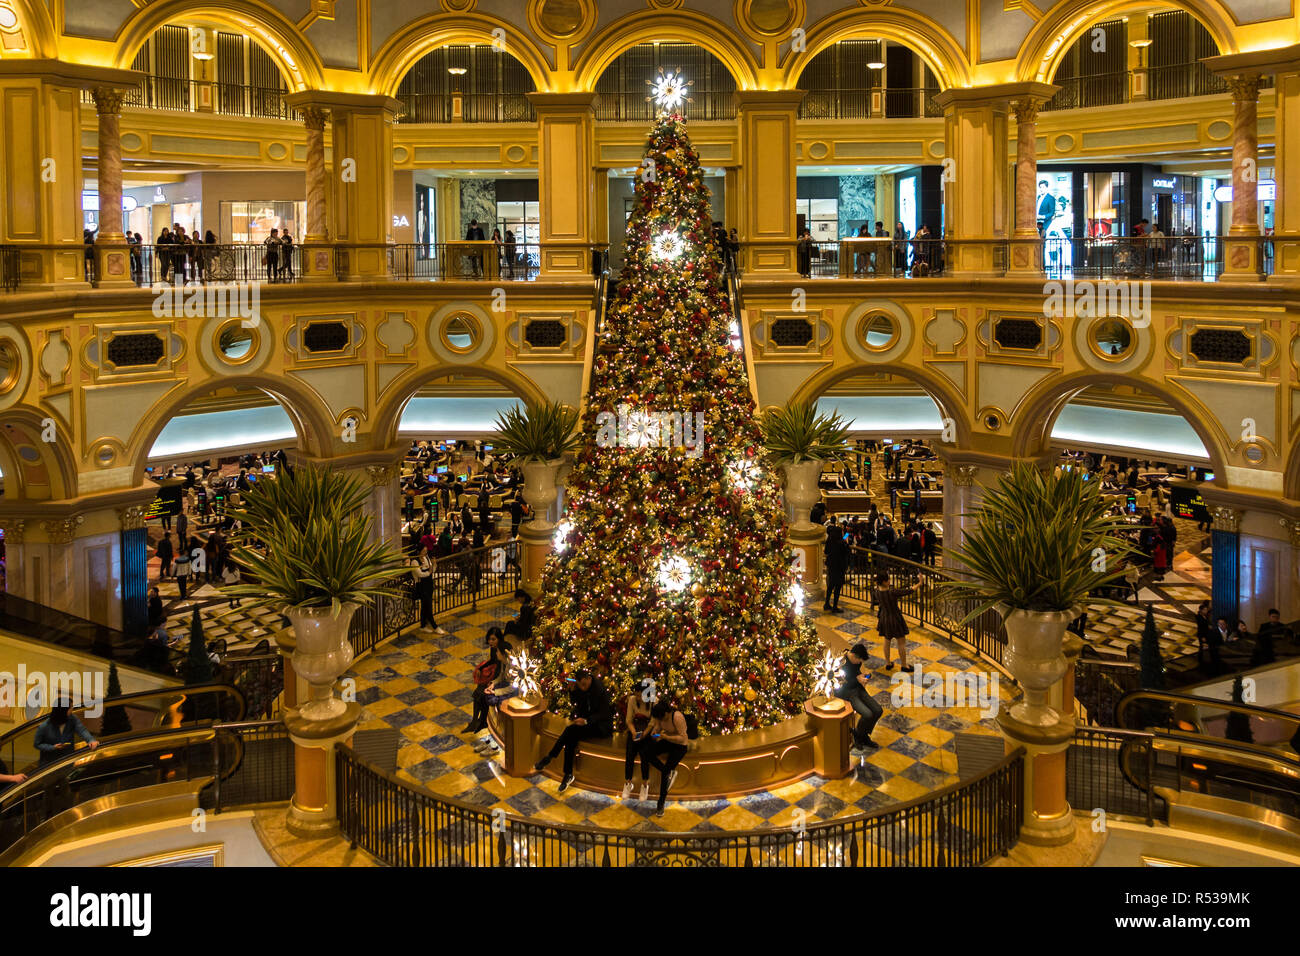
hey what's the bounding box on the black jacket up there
[825,528,848,572]
[571,678,613,736]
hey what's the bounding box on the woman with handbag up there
[463,627,511,735]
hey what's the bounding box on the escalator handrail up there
[0,682,248,753]
[1117,727,1300,800]
[1116,688,1300,737]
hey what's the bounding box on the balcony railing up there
[798,87,942,119]
[594,90,736,122]
[81,79,298,121]
[395,92,536,124]
[336,739,1024,866]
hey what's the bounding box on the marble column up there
[300,105,333,282]
[1222,74,1265,281]
[1010,98,1043,274]
[91,86,134,288]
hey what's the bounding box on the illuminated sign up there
[393,214,410,227]
[1213,180,1276,203]
[82,193,138,212]
[1151,177,1176,189]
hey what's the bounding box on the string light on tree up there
[788,582,805,615]
[647,68,692,112]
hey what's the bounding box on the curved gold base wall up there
[489,697,855,798]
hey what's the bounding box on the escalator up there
[0,683,247,783]
[1111,689,1300,827]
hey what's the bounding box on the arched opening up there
[798,366,966,543]
[118,19,295,118]
[1017,377,1221,622]
[593,41,739,123]
[395,44,537,124]
[796,37,942,120]
[394,371,526,441]
[0,0,55,58]
[0,413,77,501]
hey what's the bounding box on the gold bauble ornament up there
[744,686,756,701]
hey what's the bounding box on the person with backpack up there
[533,669,613,792]
[639,700,691,817]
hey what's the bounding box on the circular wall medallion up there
[928,140,945,158]
[807,141,829,160]
[528,0,596,40]
[428,303,496,365]
[1207,120,1232,141]
[267,142,288,160]
[441,312,481,354]
[0,340,19,394]
[506,144,527,163]
[121,132,143,152]
[744,0,798,35]
[0,6,17,29]
[215,320,259,366]
[1053,134,1075,153]
[857,311,899,353]
[0,323,31,412]
[979,408,1004,431]
[93,443,117,468]
[1242,443,1267,465]
[1089,317,1135,361]
[393,145,410,164]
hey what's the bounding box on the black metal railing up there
[594,91,736,122]
[843,548,1007,668]
[346,541,520,658]
[389,242,541,281]
[1075,656,1142,726]
[395,92,536,124]
[336,742,1023,866]
[218,654,284,721]
[82,79,297,121]
[1067,725,1159,825]
[203,720,295,813]
[1042,70,1131,111]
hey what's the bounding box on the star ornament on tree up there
[650,230,685,261]
[812,649,840,699]
[657,553,693,593]
[647,68,692,113]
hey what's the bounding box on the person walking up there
[154,532,173,580]
[412,548,440,632]
[173,540,191,599]
[823,521,848,612]
[875,571,913,672]
[35,701,98,766]
[837,642,882,757]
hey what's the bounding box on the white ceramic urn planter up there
[521,458,565,532]
[286,602,359,721]
[999,605,1079,728]
[782,459,824,531]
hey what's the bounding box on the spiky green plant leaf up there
[491,400,581,462]
[759,401,851,465]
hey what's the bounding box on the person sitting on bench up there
[640,700,690,817]
[533,669,612,792]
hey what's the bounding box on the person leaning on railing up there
[35,702,98,767]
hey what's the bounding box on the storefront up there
[1034,163,1219,239]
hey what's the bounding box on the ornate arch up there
[791,362,973,449]
[1009,370,1229,480]
[113,0,325,91]
[1281,438,1300,500]
[372,364,548,450]
[1018,0,1239,84]
[0,0,57,58]
[573,10,760,91]
[126,375,335,478]
[0,406,79,500]
[783,7,972,91]
[370,15,554,96]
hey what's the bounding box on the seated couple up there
[532,672,691,817]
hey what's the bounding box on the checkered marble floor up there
[343,596,1013,834]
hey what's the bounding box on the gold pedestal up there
[284,702,361,837]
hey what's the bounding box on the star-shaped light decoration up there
[647,68,692,113]
[509,648,541,701]
[657,553,692,593]
[650,230,684,261]
[552,519,573,552]
[728,457,760,492]
[788,582,806,615]
[812,649,840,700]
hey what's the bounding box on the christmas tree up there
[534,76,821,733]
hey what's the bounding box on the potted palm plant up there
[941,461,1131,727]
[492,400,581,532]
[224,464,407,721]
[759,401,850,530]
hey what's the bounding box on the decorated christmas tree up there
[534,75,821,733]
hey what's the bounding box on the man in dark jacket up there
[465,219,486,276]
[823,521,848,612]
[533,670,613,791]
